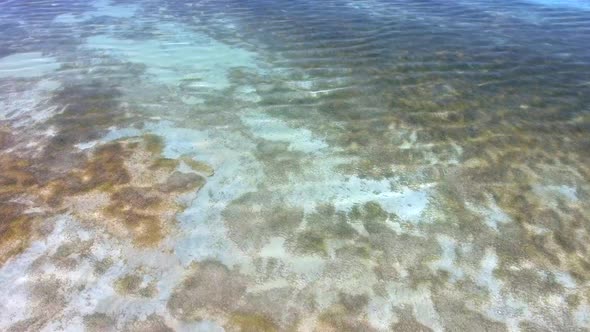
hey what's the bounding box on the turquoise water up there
[0,0,589,331]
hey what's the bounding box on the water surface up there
[0,0,589,331]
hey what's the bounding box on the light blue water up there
[0,0,589,331]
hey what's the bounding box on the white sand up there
[0,52,59,78]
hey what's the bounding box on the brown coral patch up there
[83,312,116,332]
[36,82,133,178]
[79,143,131,189]
[0,126,13,150]
[114,273,157,298]
[51,239,93,269]
[124,314,173,332]
[167,260,248,321]
[0,202,35,266]
[44,136,213,247]
[161,171,206,193]
[40,142,131,207]
[0,153,47,266]
[390,306,433,332]
[7,276,68,332]
[316,293,376,332]
[222,191,304,253]
[181,155,214,176]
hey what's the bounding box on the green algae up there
[349,201,396,235]
[180,155,214,176]
[225,312,278,332]
[143,134,165,154]
[114,273,157,298]
[306,203,357,240]
[149,157,180,170]
[52,240,93,269]
[291,230,327,256]
[161,171,206,193]
[94,258,114,275]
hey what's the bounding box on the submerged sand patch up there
[0,52,59,79]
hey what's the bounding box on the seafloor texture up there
[0,0,589,331]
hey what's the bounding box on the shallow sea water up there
[0,0,589,331]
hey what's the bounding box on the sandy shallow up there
[1,0,590,331]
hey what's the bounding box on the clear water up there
[0,0,589,331]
